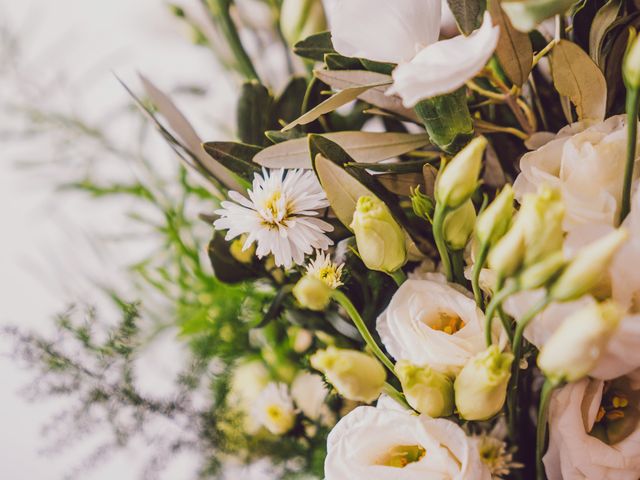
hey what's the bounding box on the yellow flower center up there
[424,310,466,335]
[590,380,640,445]
[376,445,426,468]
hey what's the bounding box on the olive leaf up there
[446,0,487,35]
[590,0,623,67]
[281,81,390,132]
[501,0,576,32]
[293,31,335,61]
[208,231,259,284]
[237,81,273,146]
[314,69,419,122]
[550,39,607,121]
[488,0,532,86]
[202,142,262,185]
[273,77,307,124]
[254,131,430,169]
[376,173,426,196]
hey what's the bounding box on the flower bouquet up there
[97,0,640,478]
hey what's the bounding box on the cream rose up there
[513,115,640,231]
[544,370,640,480]
[377,276,503,374]
[325,405,491,480]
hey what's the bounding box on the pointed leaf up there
[590,0,623,67]
[254,131,430,169]
[273,77,307,124]
[376,173,425,196]
[202,142,262,185]
[293,31,335,61]
[237,81,273,146]
[447,0,487,35]
[208,232,258,284]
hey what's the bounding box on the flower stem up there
[472,242,490,309]
[389,269,407,287]
[621,86,640,224]
[536,378,560,480]
[484,278,519,347]
[451,250,466,286]
[508,296,552,440]
[332,290,396,376]
[433,203,453,282]
[382,382,413,410]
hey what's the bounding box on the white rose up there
[544,371,640,480]
[325,405,491,480]
[514,115,640,231]
[377,278,503,375]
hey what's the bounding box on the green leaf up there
[202,142,262,184]
[282,80,390,132]
[346,159,434,173]
[315,69,419,122]
[325,53,363,70]
[447,0,487,35]
[254,131,430,169]
[488,0,533,86]
[501,0,577,32]
[360,58,396,75]
[237,81,273,146]
[550,39,607,121]
[376,173,426,196]
[273,77,307,125]
[589,0,623,67]
[207,232,257,284]
[293,31,335,61]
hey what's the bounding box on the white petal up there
[330,0,441,64]
[389,12,499,107]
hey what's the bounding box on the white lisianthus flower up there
[253,382,297,435]
[543,370,640,480]
[377,277,503,374]
[330,0,500,107]
[513,115,640,231]
[214,168,333,268]
[325,406,491,479]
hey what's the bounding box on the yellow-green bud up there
[538,301,622,382]
[435,136,487,209]
[280,0,327,46]
[395,361,454,417]
[624,28,640,89]
[550,229,629,302]
[230,236,255,264]
[410,186,434,221]
[454,346,513,421]
[310,347,386,403]
[487,221,526,278]
[476,185,514,247]
[518,251,566,290]
[350,196,407,273]
[443,200,476,251]
[519,186,565,267]
[293,275,332,311]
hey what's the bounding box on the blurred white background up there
[0,0,239,478]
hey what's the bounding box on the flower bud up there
[550,229,629,302]
[435,136,486,209]
[410,186,434,221]
[293,275,332,311]
[487,221,526,278]
[395,361,454,417]
[444,200,476,251]
[538,301,622,382]
[476,185,514,247]
[454,346,513,421]
[518,251,566,290]
[624,28,640,90]
[280,0,327,46]
[310,347,386,403]
[350,196,407,273]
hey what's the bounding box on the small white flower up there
[254,382,297,435]
[214,168,333,268]
[305,250,344,289]
[476,434,522,479]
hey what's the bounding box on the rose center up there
[423,310,466,335]
[376,445,426,468]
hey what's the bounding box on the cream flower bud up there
[293,275,332,311]
[487,221,526,278]
[280,0,327,46]
[538,301,622,382]
[410,186,434,221]
[454,346,513,421]
[476,185,514,247]
[624,28,640,89]
[310,347,386,403]
[395,360,454,417]
[444,199,476,251]
[518,251,566,290]
[230,235,255,264]
[435,136,486,209]
[550,229,629,302]
[350,196,407,273]
[519,186,565,267]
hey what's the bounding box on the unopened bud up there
[624,28,640,89]
[518,251,566,290]
[444,200,476,251]
[293,275,332,311]
[395,361,454,417]
[476,185,514,247]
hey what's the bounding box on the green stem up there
[451,250,466,285]
[508,295,552,440]
[433,203,453,282]
[621,86,640,224]
[484,278,519,347]
[472,242,490,309]
[536,378,559,480]
[389,269,407,287]
[382,383,413,410]
[332,290,397,376]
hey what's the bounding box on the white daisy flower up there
[214,168,334,268]
[305,250,345,289]
[253,382,297,435]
